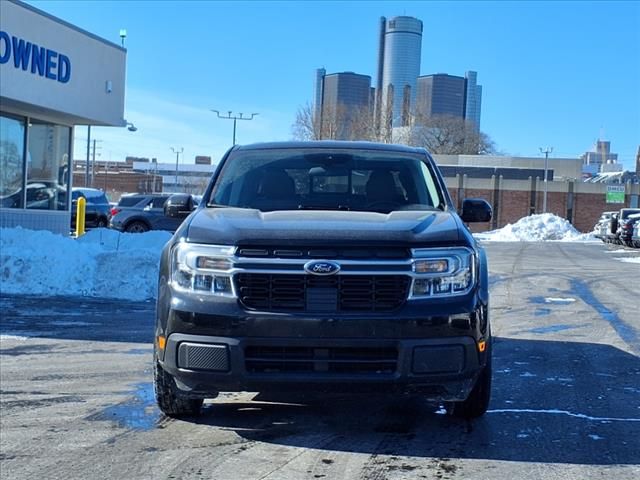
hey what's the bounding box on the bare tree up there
[292,102,378,142]
[292,103,497,154]
[406,114,496,155]
[291,102,323,141]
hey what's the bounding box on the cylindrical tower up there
[380,16,423,127]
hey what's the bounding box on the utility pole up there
[85,125,91,187]
[539,147,553,213]
[211,110,259,146]
[91,139,102,188]
[104,151,112,192]
[170,147,183,192]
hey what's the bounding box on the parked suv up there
[154,141,493,419]
[617,209,640,247]
[71,187,111,229]
[110,193,196,233]
[632,218,640,248]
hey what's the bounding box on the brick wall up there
[499,189,531,227]
[73,172,162,202]
[447,174,640,233]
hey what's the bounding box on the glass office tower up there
[378,16,423,127]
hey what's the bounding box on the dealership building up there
[0,0,126,235]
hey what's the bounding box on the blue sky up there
[30,0,640,170]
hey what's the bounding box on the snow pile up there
[474,214,595,242]
[1,227,171,301]
[615,257,640,264]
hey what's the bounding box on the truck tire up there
[448,345,492,419]
[154,361,203,417]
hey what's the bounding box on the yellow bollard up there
[75,196,86,237]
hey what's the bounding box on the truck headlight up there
[171,243,236,297]
[410,248,475,298]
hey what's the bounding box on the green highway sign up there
[606,185,625,204]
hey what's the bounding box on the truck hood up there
[185,208,464,246]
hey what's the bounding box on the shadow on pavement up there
[0,294,154,343]
[4,294,639,465]
[187,337,640,466]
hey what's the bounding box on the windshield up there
[210,149,444,213]
[620,209,640,219]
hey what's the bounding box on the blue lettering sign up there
[30,44,46,75]
[12,36,32,70]
[45,49,57,80]
[57,54,70,83]
[0,31,10,64]
[0,30,71,83]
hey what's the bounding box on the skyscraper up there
[315,70,372,140]
[314,68,326,124]
[414,70,482,130]
[464,71,482,131]
[581,140,620,174]
[416,74,466,118]
[376,16,423,128]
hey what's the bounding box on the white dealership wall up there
[0,0,127,234]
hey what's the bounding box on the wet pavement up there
[1,242,639,479]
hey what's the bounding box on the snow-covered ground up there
[0,213,633,301]
[474,213,596,242]
[615,257,640,264]
[1,227,171,301]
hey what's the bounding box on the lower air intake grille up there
[235,274,410,313]
[244,345,398,375]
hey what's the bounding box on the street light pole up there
[85,125,91,187]
[211,110,259,146]
[170,147,183,192]
[539,146,553,213]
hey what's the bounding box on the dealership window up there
[0,114,26,209]
[26,120,71,210]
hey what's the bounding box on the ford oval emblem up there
[304,260,341,276]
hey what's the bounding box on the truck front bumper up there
[159,331,486,402]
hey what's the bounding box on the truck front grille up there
[235,274,410,313]
[244,345,398,375]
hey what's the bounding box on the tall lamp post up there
[85,125,91,187]
[211,110,259,146]
[539,146,553,213]
[170,147,183,192]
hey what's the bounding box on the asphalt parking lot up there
[1,242,639,480]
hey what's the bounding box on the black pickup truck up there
[154,141,493,419]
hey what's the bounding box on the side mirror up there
[165,193,194,219]
[461,198,492,223]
